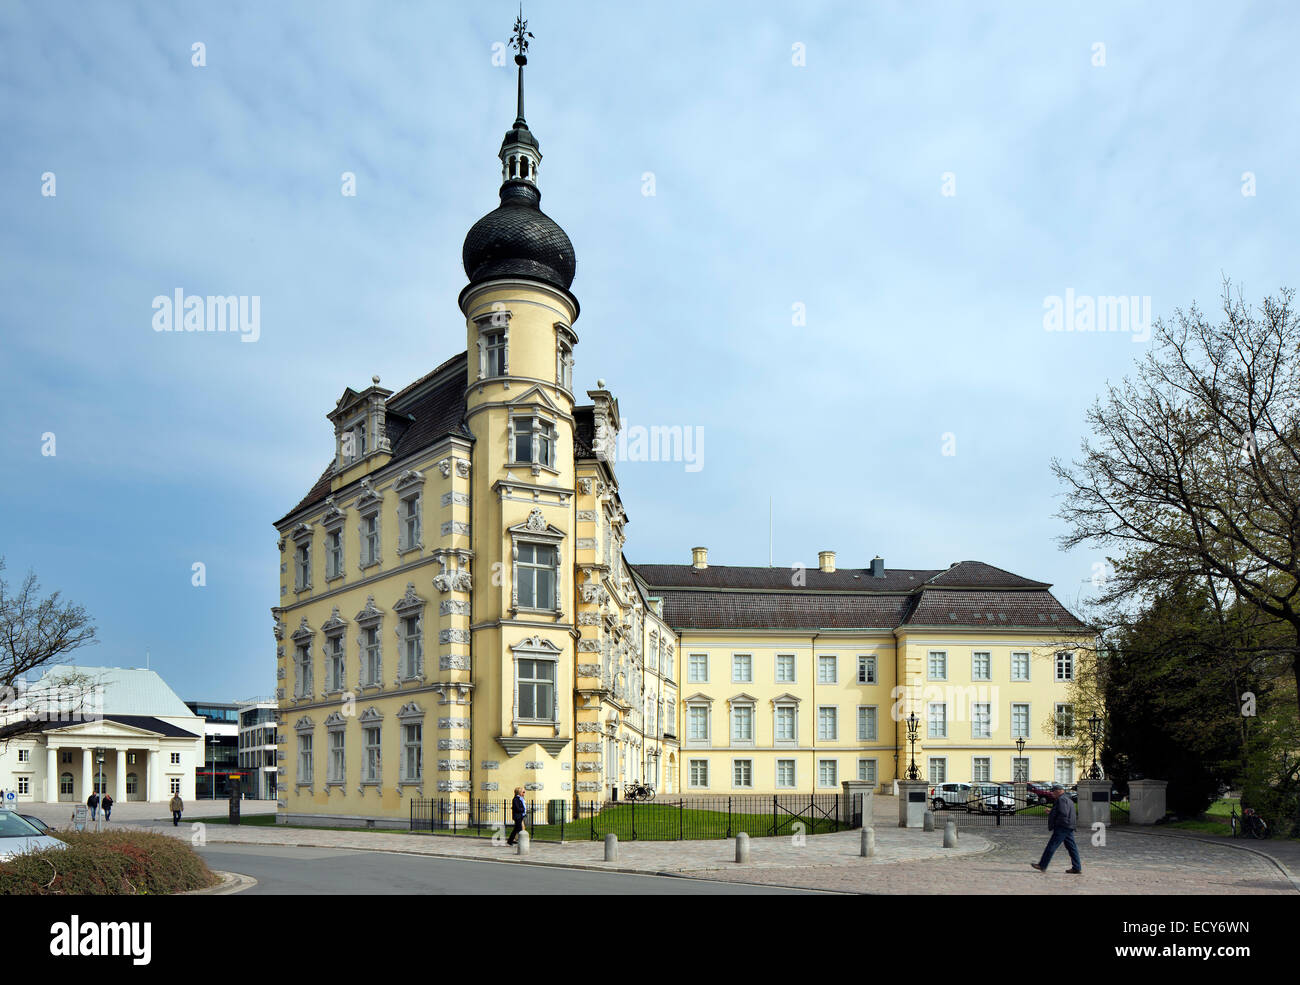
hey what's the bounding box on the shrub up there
[0,829,219,895]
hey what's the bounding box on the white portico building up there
[0,666,204,805]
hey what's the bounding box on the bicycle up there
[623,782,656,802]
[1230,806,1269,839]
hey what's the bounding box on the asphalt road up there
[196,844,821,894]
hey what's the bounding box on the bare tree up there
[0,558,100,742]
[1052,281,1300,723]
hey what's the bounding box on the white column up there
[147,749,159,802]
[46,747,58,803]
[115,749,127,803]
[81,747,92,800]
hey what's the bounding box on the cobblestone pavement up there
[15,800,278,827]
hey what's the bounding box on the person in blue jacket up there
[1031,783,1082,874]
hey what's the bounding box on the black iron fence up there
[928,783,1129,827]
[409,794,857,841]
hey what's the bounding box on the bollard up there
[604,832,618,862]
[923,810,935,832]
[735,832,750,864]
[516,830,530,856]
[860,826,875,858]
[943,820,958,848]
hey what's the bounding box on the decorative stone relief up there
[437,459,452,478]
[576,742,601,754]
[437,780,471,792]
[482,781,499,791]
[524,782,543,791]
[439,655,471,672]
[438,739,471,751]
[437,760,471,772]
[439,629,470,645]
[576,538,597,550]
[576,762,602,773]
[561,762,571,770]
[440,521,471,536]
[577,613,600,626]
[578,479,593,495]
[440,600,470,616]
[455,458,471,478]
[524,760,544,770]
[576,510,596,521]
[576,723,602,733]
[576,781,600,793]
[576,664,600,678]
[440,717,471,730]
[576,640,600,652]
[440,492,470,507]
[524,508,546,531]
[481,760,500,770]
[562,782,572,791]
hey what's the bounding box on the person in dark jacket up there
[101,794,114,821]
[1031,783,1082,873]
[86,792,100,821]
[506,787,527,846]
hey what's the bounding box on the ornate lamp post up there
[1087,712,1104,780]
[905,711,921,781]
[1015,736,1027,781]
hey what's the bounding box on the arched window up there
[520,157,529,179]
[509,156,517,178]
[59,773,73,796]
[126,773,138,796]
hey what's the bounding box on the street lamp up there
[905,711,921,781]
[1015,736,1026,781]
[1087,712,1104,780]
[94,747,105,829]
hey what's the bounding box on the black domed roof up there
[462,181,575,292]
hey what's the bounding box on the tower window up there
[485,331,507,377]
[511,415,556,469]
[509,156,517,178]
[520,157,529,179]
[516,543,558,610]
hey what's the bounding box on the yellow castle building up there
[271,23,1090,827]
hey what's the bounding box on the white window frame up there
[928,650,947,680]
[775,653,796,683]
[1055,703,1074,738]
[928,702,948,739]
[729,699,755,745]
[732,758,753,789]
[817,759,838,789]
[363,724,382,784]
[688,653,708,683]
[1012,650,1031,681]
[972,756,992,782]
[685,702,711,746]
[1012,756,1030,782]
[731,653,753,684]
[971,702,992,740]
[688,759,709,789]
[817,654,837,684]
[1011,702,1030,739]
[972,651,991,681]
[1055,758,1074,784]
[401,721,423,784]
[857,704,878,742]
[359,509,381,569]
[1056,651,1074,682]
[857,654,876,684]
[776,758,796,788]
[817,705,838,742]
[928,756,947,783]
[857,758,877,784]
[773,702,798,744]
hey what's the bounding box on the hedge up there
[0,829,220,895]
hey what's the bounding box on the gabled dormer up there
[327,375,393,485]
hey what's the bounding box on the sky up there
[1,1,1296,701]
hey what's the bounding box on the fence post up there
[560,800,565,842]
[727,797,732,839]
[631,797,636,842]
[678,799,684,840]
[772,795,777,837]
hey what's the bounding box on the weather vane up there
[510,7,533,61]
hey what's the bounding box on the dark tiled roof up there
[277,352,471,525]
[633,561,1084,632]
[904,589,1085,629]
[632,564,940,593]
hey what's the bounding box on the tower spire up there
[510,6,533,127]
[498,8,540,187]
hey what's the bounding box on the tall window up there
[328,636,345,691]
[1056,651,1074,681]
[688,654,708,683]
[688,760,708,788]
[928,702,947,738]
[295,644,312,698]
[973,757,991,782]
[1055,758,1074,784]
[400,494,421,550]
[516,543,558,609]
[687,705,709,742]
[971,703,992,739]
[818,655,837,683]
[327,529,343,578]
[361,512,380,567]
[295,543,311,591]
[774,705,795,742]
[297,734,313,783]
[60,773,74,795]
[817,706,838,741]
[485,330,507,376]
[731,705,753,743]
[1055,703,1074,738]
[517,658,556,720]
[1012,757,1030,782]
[858,759,877,784]
[363,726,381,782]
[512,416,556,468]
[818,759,838,788]
[557,339,573,390]
[776,654,795,683]
[857,705,878,742]
[928,757,947,782]
[776,759,796,788]
[1012,651,1030,681]
[857,655,876,684]
[731,654,752,683]
[732,759,753,788]
[402,723,422,783]
[329,731,345,783]
[363,626,381,687]
[972,651,991,681]
[402,616,422,678]
[1011,703,1030,738]
[928,651,947,679]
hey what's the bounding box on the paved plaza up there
[16,797,1297,894]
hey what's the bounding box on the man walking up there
[169,792,184,826]
[101,793,114,822]
[1032,783,1082,874]
[86,791,100,821]
[506,787,527,846]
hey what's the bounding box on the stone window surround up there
[394,469,425,555]
[359,707,383,789]
[856,654,876,685]
[293,716,314,789]
[393,582,427,683]
[396,701,425,788]
[508,510,564,615]
[474,309,510,380]
[291,522,312,592]
[816,704,839,742]
[727,693,757,746]
[508,410,560,476]
[324,711,348,787]
[355,596,384,691]
[509,635,562,736]
[683,693,712,747]
[321,606,348,696]
[857,704,879,742]
[291,619,314,701]
[555,322,576,393]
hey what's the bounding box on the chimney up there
[691,546,708,569]
[818,550,836,573]
[870,555,885,578]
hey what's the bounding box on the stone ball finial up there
[372,375,381,384]
[597,378,606,388]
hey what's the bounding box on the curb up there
[180,870,258,895]
[1109,825,1300,893]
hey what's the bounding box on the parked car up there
[0,810,67,861]
[1025,780,1056,805]
[19,814,57,836]
[966,782,1018,814]
[929,782,972,811]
